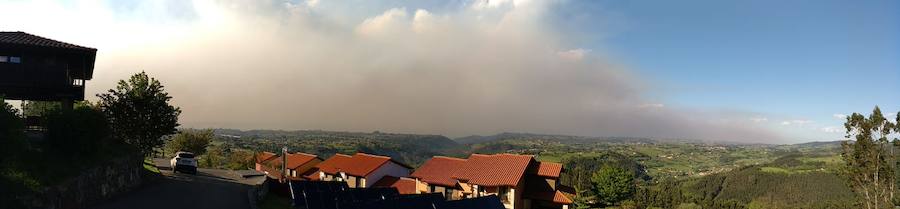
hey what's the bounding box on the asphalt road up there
[90,159,261,209]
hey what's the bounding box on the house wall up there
[347,175,358,188]
[363,161,410,188]
[471,184,523,209]
[0,48,92,101]
[290,159,321,178]
[513,182,525,209]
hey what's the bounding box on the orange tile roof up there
[256,152,278,163]
[536,162,563,178]
[411,156,468,187]
[552,191,574,204]
[451,154,534,187]
[372,176,419,194]
[316,153,408,177]
[303,168,321,180]
[285,152,320,169]
[523,188,574,204]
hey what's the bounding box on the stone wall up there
[22,155,144,209]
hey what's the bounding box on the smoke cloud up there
[0,0,782,142]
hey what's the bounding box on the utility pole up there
[282,146,288,183]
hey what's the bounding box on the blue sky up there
[1,0,896,143]
[547,0,900,140]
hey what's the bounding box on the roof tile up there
[411,156,467,187]
[536,162,563,178]
[0,31,95,51]
[372,176,419,195]
[316,153,407,177]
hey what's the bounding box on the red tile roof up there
[451,154,534,187]
[552,191,574,204]
[536,162,563,178]
[372,176,419,194]
[0,32,95,51]
[523,176,574,204]
[303,168,321,181]
[257,152,278,163]
[411,156,467,187]
[285,153,320,169]
[316,153,409,177]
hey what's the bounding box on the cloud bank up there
[0,0,782,142]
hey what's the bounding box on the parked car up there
[170,151,198,174]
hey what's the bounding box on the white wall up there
[364,161,410,188]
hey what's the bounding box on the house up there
[0,32,96,110]
[289,180,507,209]
[255,151,278,172]
[372,176,421,195]
[310,153,412,188]
[411,154,574,209]
[255,151,322,181]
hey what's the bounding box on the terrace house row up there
[256,152,412,187]
[411,154,574,209]
[256,152,574,209]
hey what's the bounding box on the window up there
[0,56,7,62]
[499,187,509,202]
[445,188,455,200]
[9,57,20,63]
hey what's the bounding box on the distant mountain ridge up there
[454,132,657,145]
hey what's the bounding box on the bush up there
[165,129,213,156]
[1,100,25,161]
[43,106,112,157]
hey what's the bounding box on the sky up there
[0,0,897,143]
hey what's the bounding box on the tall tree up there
[592,165,636,207]
[98,72,181,158]
[842,106,897,209]
[165,129,213,157]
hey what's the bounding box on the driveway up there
[90,159,265,209]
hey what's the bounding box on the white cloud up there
[356,8,409,36]
[781,120,814,126]
[833,114,847,119]
[306,0,320,7]
[749,117,768,123]
[820,126,844,133]
[470,0,531,10]
[412,9,435,34]
[0,0,784,143]
[557,48,591,61]
[638,103,665,109]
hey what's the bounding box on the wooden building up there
[0,32,97,109]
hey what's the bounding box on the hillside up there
[211,129,466,166]
[454,132,656,145]
[635,154,854,209]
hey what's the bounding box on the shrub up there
[43,105,111,157]
[165,129,213,156]
[0,99,24,160]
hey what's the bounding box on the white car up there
[170,151,198,174]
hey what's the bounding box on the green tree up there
[165,129,212,156]
[98,72,181,157]
[841,106,897,209]
[592,165,636,206]
[0,97,24,161]
[43,105,111,157]
[21,101,60,116]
